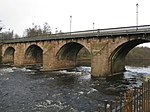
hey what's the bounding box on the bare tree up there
[13,34,20,38]
[24,22,52,37]
[0,30,13,40]
[43,22,51,34]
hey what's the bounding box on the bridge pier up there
[43,57,76,71]
[91,41,111,77]
[90,38,128,77]
[14,44,25,66]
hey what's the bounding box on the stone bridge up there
[1,25,150,77]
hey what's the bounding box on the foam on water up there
[87,88,98,94]
[13,67,33,72]
[79,73,91,80]
[76,66,91,80]
[125,66,150,75]
[35,100,67,111]
[58,70,82,75]
[76,66,91,73]
[57,66,91,78]
[0,68,14,73]
[20,67,32,72]
[124,66,150,87]
[78,91,84,95]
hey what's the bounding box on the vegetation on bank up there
[126,47,150,66]
[126,47,150,59]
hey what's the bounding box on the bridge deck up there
[2,25,150,43]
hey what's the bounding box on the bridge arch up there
[109,39,149,74]
[56,42,91,67]
[24,44,43,66]
[3,47,15,64]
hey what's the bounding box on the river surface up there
[0,66,150,112]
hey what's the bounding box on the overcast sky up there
[0,0,149,37]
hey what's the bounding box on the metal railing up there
[1,25,150,44]
[104,80,150,112]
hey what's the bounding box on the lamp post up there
[0,20,2,31]
[136,3,139,30]
[93,22,95,32]
[70,15,72,34]
[55,28,57,34]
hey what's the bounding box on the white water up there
[126,66,150,75]
[1,66,150,76]
[0,68,14,73]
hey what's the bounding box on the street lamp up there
[0,20,2,31]
[55,28,58,34]
[136,3,139,30]
[93,22,95,30]
[70,16,72,34]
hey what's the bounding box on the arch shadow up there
[109,39,149,74]
[3,47,15,64]
[24,45,43,67]
[56,42,91,68]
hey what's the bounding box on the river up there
[0,66,149,112]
